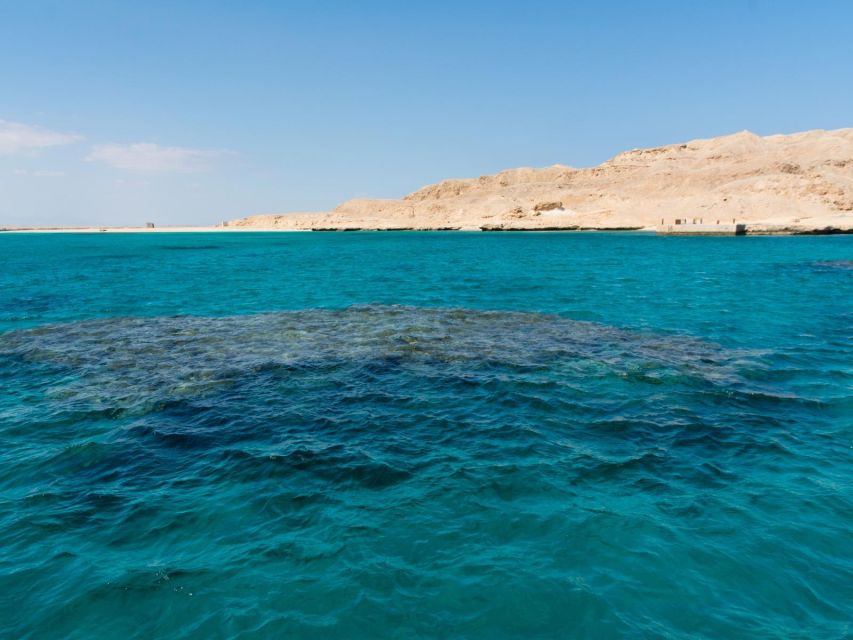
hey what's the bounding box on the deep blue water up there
[0,232,851,639]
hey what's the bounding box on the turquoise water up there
[0,232,851,639]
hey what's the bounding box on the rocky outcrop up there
[228,129,853,233]
[533,201,563,212]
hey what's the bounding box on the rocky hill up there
[228,129,853,233]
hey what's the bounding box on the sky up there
[1,0,852,226]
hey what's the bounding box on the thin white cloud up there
[0,119,83,154]
[13,169,65,177]
[86,142,228,173]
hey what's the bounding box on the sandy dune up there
[229,129,853,233]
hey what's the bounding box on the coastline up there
[7,129,853,237]
[223,129,853,235]
[3,224,852,235]
[0,225,307,233]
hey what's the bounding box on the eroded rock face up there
[534,201,563,212]
[228,129,853,232]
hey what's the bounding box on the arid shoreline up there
[225,128,853,235]
[3,224,852,235]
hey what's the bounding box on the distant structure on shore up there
[658,221,746,236]
[228,128,853,234]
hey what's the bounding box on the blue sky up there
[1,0,852,226]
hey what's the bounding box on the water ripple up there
[0,305,850,639]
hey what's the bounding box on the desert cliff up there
[228,129,853,233]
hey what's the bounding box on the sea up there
[0,231,850,639]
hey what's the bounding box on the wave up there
[1,306,849,639]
